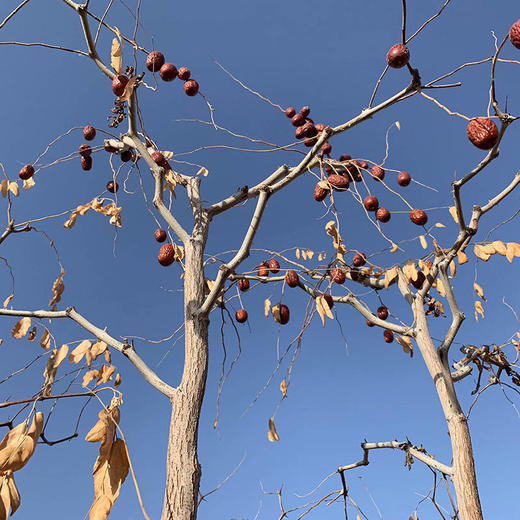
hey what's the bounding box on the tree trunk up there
[413,298,483,520]
[161,237,209,520]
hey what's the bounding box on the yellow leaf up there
[69,340,92,364]
[419,235,427,249]
[8,182,18,197]
[83,370,99,387]
[384,267,398,289]
[449,206,459,223]
[11,317,31,339]
[49,270,66,307]
[90,341,107,361]
[457,251,468,265]
[474,245,491,262]
[196,167,209,177]
[492,240,506,256]
[3,294,13,308]
[507,242,520,262]
[267,418,280,442]
[403,260,418,283]
[395,121,401,130]
[474,301,485,321]
[301,250,308,261]
[449,260,456,278]
[23,177,35,190]
[264,298,271,318]
[279,380,287,398]
[473,282,485,301]
[306,250,314,260]
[435,222,445,228]
[390,243,399,253]
[316,295,334,327]
[295,248,300,259]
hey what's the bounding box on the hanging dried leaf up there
[91,341,107,361]
[316,295,334,327]
[110,38,123,74]
[457,251,468,265]
[0,472,20,517]
[104,349,111,364]
[384,267,398,289]
[164,170,177,195]
[97,364,116,385]
[114,373,122,388]
[267,418,280,442]
[40,328,51,350]
[295,248,300,259]
[396,336,413,357]
[436,277,446,298]
[69,340,92,364]
[8,182,19,197]
[306,250,314,260]
[506,242,520,263]
[83,370,100,387]
[419,235,427,249]
[196,167,209,177]
[491,240,506,256]
[474,301,485,321]
[395,121,401,130]
[448,206,459,223]
[434,222,445,228]
[301,250,308,261]
[325,221,346,261]
[2,294,13,309]
[27,326,37,342]
[279,379,288,398]
[264,298,271,318]
[118,75,136,102]
[49,269,66,307]
[11,318,31,339]
[449,260,456,278]
[0,181,8,198]
[390,243,399,253]
[403,260,418,283]
[473,283,485,301]
[473,245,491,262]
[23,177,35,190]
[42,344,69,395]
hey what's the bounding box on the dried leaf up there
[40,329,51,350]
[449,260,456,278]
[435,222,445,228]
[118,75,136,102]
[49,269,66,307]
[104,349,111,364]
[325,221,345,261]
[473,282,485,301]
[267,418,280,442]
[506,242,520,262]
[114,373,122,388]
[27,326,37,342]
[390,243,399,253]
[395,121,401,130]
[473,245,491,262]
[97,364,116,385]
[83,370,100,387]
[448,206,459,223]
[8,182,18,197]
[91,341,107,361]
[492,240,506,256]
[457,251,468,265]
[11,318,31,339]
[396,336,413,357]
[384,267,398,289]
[2,294,13,308]
[301,250,308,261]
[419,235,427,249]
[295,248,300,259]
[279,380,287,398]
[474,301,485,321]
[306,250,314,260]
[264,298,271,318]
[403,260,418,283]
[110,38,123,74]
[0,181,8,198]
[196,167,209,177]
[436,277,446,298]
[23,177,35,190]
[315,295,333,327]
[42,344,69,395]
[69,340,92,364]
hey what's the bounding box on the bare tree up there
[0,1,520,520]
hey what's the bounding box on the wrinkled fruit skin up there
[106,181,118,193]
[376,207,391,223]
[410,209,428,226]
[278,304,290,325]
[268,258,280,274]
[411,271,426,289]
[352,252,366,267]
[292,114,305,127]
[81,156,92,171]
[238,278,250,292]
[386,43,410,69]
[339,154,351,162]
[257,262,269,277]
[371,165,385,181]
[304,137,318,147]
[178,67,191,81]
[377,305,389,320]
[321,142,332,156]
[155,228,167,243]
[467,118,499,150]
[146,51,165,72]
[331,267,346,284]
[383,329,394,343]
[236,309,248,323]
[509,19,520,49]
[120,150,133,162]
[83,125,96,141]
[300,106,310,118]
[327,174,349,191]
[19,164,34,180]
[112,74,129,96]
[285,270,299,288]
[363,195,379,212]
[151,151,167,167]
[323,293,334,309]
[397,171,411,186]
[79,144,92,157]
[295,127,305,139]
[184,79,199,96]
[160,63,178,81]
[158,244,175,266]
[314,183,328,202]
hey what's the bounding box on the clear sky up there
[1,0,520,519]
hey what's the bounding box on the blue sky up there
[1,0,520,518]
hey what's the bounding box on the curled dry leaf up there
[49,269,66,307]
[118,75,136,102]
[435,222,445,228]
[97,364,116,385]
[457,251,468,265]
[8,182,18,197]
[0,472,21,518]
[390,243,399,253]
[69,340,92,364]
[396,335,413,357]
[27,326,37,342]
[384,267,398,289]
[42,344,69,396]
[448,206,459,223]
[316,295,334,327]
[196,167,209,177]
[114,373,122,388]
[264,298,271,318]
[419,235,427,249]
[11,318,31,339]
[39,329,51,350]
[83,370,100,387]
[473,283,485,301]
[267,418,280,442]
[474,244,491,262]
[90,341,107,361]
[0,181,8,198]
[2,295,13,309]
[403,260,418,283]
[474,301,485,321]
[506,242,520,263]
[325,221,346,262]
[164,170,177,196]
[23,177,35,190]
[279,379,288,398]
[110,38,123,74]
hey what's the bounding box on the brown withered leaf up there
[267,418,280,442]
[69,340,92,364]
[11,318,31,339]
[96,365,116,385]
[474,245,491,262]
[390,243,399,253]
[2,294,13,309]
[42,344,69,396]
[279,379,288,398]
[40,328,51,350]
[403,260,418,283]
[91,341,107,361]
[436,277,446,298]
[110,38,123,74]
[384,267,398,289]
[474,301,485,322]
[325,221,345,260]
[301,250,308,261]
[457,251,468,265]
[473,283,485,301]
[449,260,456,278]
[506,242,520,263]
[104,349,111,364]
[0,472,20,518]
[419,235,427,249]
[0,181,8,198]
[396,335,413,357]
[114,373,122,388]
[49,269,66,307]
[316,295,333,327]
[27,326,37,342]
[83,370,100,387]
[118,75,136,102]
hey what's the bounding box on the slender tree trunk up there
[161,235,209,520]
[413,298,483,520]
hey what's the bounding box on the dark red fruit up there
[386,43,410,69]
[268,259,280,274]
[236,309,248,323]
[397,171,411,186]
[321,142,332,156]
[410,209,428,226]
[376,207,391,223]
[285,107,296,118]
[300,106,310,118]
[160,63,178,82]
[466,118,499,150]
[314,183,328,202]
[184,79,199,96]
[371,165,385,181]
[278,304,290,325]
[104,142,118,153]
[383,329,394,343]
[151,151,167,167]
[146,51,165,72]
[363,195,379,212]
[18,164,34,180]
[238,278,250,292]
[295,127,305,139]
[366,319,375,327]
[411,271,426,289]
[359,161,369,169]
[327,174,349,191]
[178,67,191,81]
[302,122,317,138]
[304,137,318,147]
[285,270,299,288]
[352,252,366,267]
[79,144,92,157]
[158,243,175,266]
[83,125,96,141]
[331,267,346,284]
[323,293,334,309]
[292,114,305,127]
[155,228,167,243]
[509,19,520,49]
[257,262,269,277]
[315,123,326,133]
[81,156,92,171]
[112,74,129,96]
[106,181,118,193]
[120,150,133,162]
[339,154,352,162]
[377,305,389,320]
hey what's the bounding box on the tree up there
[0,1,520,519]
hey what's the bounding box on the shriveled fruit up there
[397,171,411,186]
[277,304,290,325]
[410,271,425,289]
[285,270,299,288]
[178,67,191,80]
[321,142,332,156]
[366,319,375,327]
[363,195,379,212]
[81,156,92,171]
[158,243,175,266]
[151,151,167,167]
[155,228,167,243]
[184,79,199,96]
[466,118,499,150]
[300,106,310,118]
[371,165,385,181]
[160,63,178,81]
[331,267,346,284]
[304,137,318,147]
[327,174,349,191]
[285,107,296,118]
[268,258,280,274]
[112,74,129,96]
[377,305,389,320]
[146,51,165,72]
[106,181,119,193]
[257,262,269,277]
[386,43,410,68]
[292,114,305,127]
[352,252,366,267]
[83,125,96,141]
[295,127,305,139]
[383,329,394,343]
[339,154,351,162]
[315,123,326,133]
[410,209,428,226]
[19,164,34,180]
[238,278,250,292]
[302,122,317,138]
[376,207,391,223]
[323,293,334,309]
[235,309,248,323]
[314,183,328,202]
[120,150,133,162]
[509,19,520,49]
[79,144,92,157]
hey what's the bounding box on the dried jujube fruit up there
[184,79,199,96]
[352,252,366,267]
[83,125,96,141]
[19,164,34,180]
[146,51,165,72]
[327,174,349,191]
[376,207,391,223]
[81,156,92,171]
[323,293,334,309]
[383,329,394,343]
[155,228,167,243]
[160,63,178,82]
[371,165,385,181]
[112,74,129,96]
[314,183,328,201]
[509,19,520,49]
[235,309,248,323]
[397,171,411,186]
[466,118,498,150]
[331,268,346,284]
[158,244,175,266]
[377,305,389,320]
[106,181,119,193]
[268,259,280,274]
[285,270,299,288]
[386,44,410,69]
[410,209,428,226]
[363,195,379,212]
[257,262,269,277]
[178,67,191,81]
[238,278,250,292]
